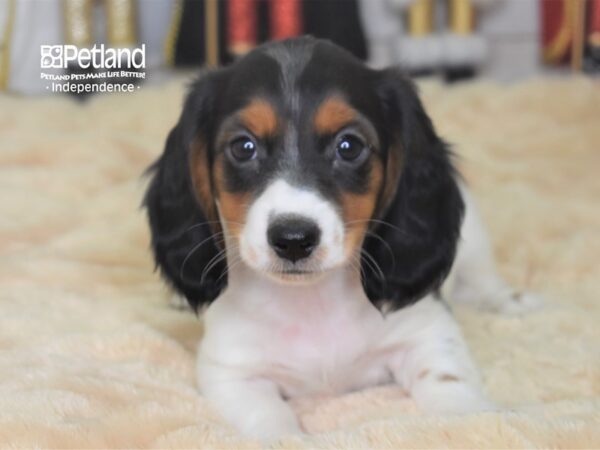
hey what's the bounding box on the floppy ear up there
[361,70,465,311]
[144,70,229,311]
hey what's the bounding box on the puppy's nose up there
[267,217,321,263]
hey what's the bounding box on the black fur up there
[144,71,230,311]
[144,37,464,313]
[361,70,465,310]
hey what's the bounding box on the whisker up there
[345,219,411,238]
[185,220,245,234]
[363,229,396,270]
[179,231,226,281]
[355,249,376,279]
[200,247,229,284]
[215,256,243,285]
[200,241,241,283]
[349,255,367,282]
[360,248,386,281]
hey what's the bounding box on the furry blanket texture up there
[0,77,599,449]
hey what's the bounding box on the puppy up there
[145,37,537,439]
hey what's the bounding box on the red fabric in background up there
[270,0,302,40]
[228,0,302,53]
[541,0,565,49]
[541,0,571,64]
[228,0,258,48]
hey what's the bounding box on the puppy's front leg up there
[386,297,494,414]
[197,363,302,440]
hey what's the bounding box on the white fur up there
[237,179,346,275]
[198,182,537,440]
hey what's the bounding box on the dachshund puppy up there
[145,37,537,439]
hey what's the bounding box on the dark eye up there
[230,137,257,162]
[336,135,366,162]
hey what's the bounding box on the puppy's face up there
[147,38,463,310]
[198,44,388,283]
[214,101,384,281]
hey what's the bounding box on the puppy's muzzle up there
[267,216,321,263]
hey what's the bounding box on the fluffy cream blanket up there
[1,78,599,449]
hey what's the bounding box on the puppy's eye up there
[230,137,257,162]
[336,135,366,162]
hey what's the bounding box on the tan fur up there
[314,96,357,135]
[380,144,402,216]
[238,98,278,138]
[213,155,250,239]
[189,139,219,225]
[343,159,384,255]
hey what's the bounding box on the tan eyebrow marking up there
[238,99,278,138]
[313,96,357,135]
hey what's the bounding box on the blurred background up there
[1,0,599,95]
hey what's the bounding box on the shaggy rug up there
[0,77,599,449]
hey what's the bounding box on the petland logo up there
[40,44,146,95]
[40,44,145,69]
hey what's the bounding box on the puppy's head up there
[145,37,463,311]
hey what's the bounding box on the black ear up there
[361,70,465,311]
[144,71,229,311]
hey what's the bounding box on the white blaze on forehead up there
[250,179,339,224]
[239,178,346,268]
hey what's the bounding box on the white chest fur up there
[198,265,398,398]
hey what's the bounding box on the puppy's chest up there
[259,303,392,397]
[271,311,369,361]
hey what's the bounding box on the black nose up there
[267,217,321,263]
